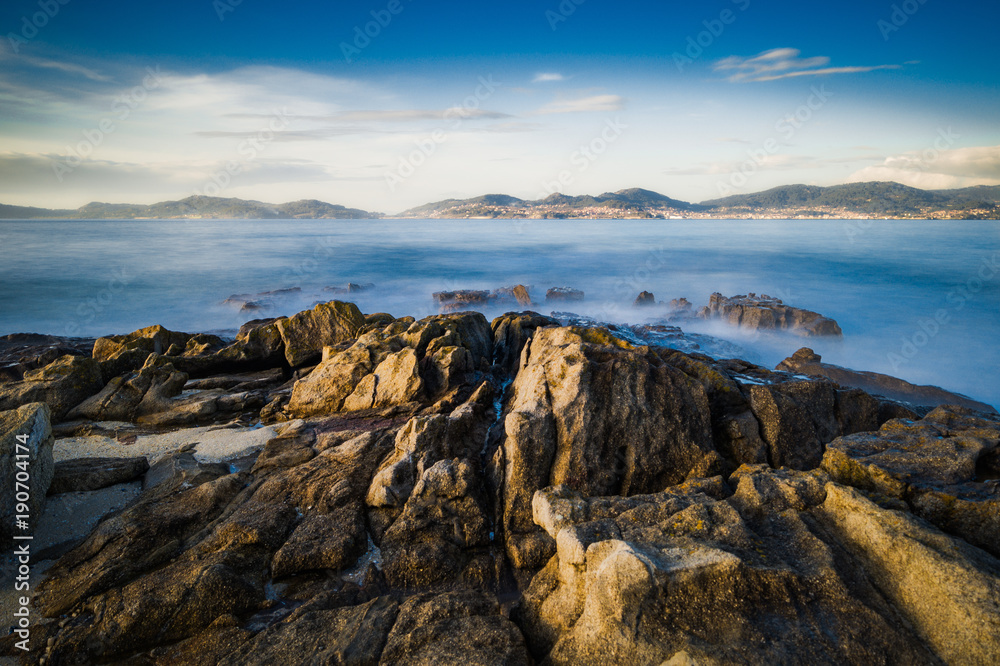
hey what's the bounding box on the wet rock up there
[433,290,491,312]
[822,405,1000,557]
[512,284,532,307]
[325,282,375,294]
[500,327,716,568]
[545,287,584,302]
[380,591,531,665]
[48,456,149,495]
[633,291,655,307]
[0,354,104,421]
[703,292,843,337]
[275,300,366,368]
[778,347,997,412]
[1,402,54,543]
[669,297,692,312]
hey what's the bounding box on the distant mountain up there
[700,182,979,215]
[398,187,701,218]
[0,196,379,220]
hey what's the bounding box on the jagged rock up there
[669,297,692,311]
[275,300,366,367]
[512,284,532,306]
[48,456,149,495]
[500,327,717,568]
[823,405,1000,557]
[778,347,997,412]
[1,403,54,543]
[69,353,187,422]
[379,591,531,665]
[633,291,655,307]
[433,290,490,312]
[93,325,225,379]
[545,287,584,302]
[491,311,558,377]
[517,472,952,665]
[703,292,843,337]
[0,354,104,421]
[287,313,492,418]
[380,458,492,589]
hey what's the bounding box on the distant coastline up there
[3,181,999,221]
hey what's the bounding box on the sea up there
[1,218,998,408]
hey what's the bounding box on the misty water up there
[1,218,998,408]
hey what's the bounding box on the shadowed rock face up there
[0,355,104,421]
[778,346,998,413]
[703,292,843,337]
[0,402,53,542]
[5,309,999,666]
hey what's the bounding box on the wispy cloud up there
[714,48,900,83]
[534,94,625,115]
[847,145,1000,189]
[532,72,565,83]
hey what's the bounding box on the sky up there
[1,0,998,213]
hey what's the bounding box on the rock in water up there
[545,287,584,302]
[703,292,843,337]
[778,347,997,412]
[634,291,656,307]
[0,402,54,543]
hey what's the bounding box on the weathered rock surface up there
[274,300,366,368]
[779,346,997,412]
[48,456,149,495]
[0,333,93,383]
[12,304,999,666]
[823,405,1000,557]
[633,291,655,307]
[288,312,492,418]
[703,292,843,336]
[518,466,998,665]
[0,354,104,420]
[1,402,54,543]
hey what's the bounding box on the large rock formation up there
[275,300,366,368]
[779,347,997,413]
[702,292,843,337]
[287,312,492,418]
[6,305,998,666]
[0,355,104,421]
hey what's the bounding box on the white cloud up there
[714,48,900,83]
[532,72,565,83]
[846,144,1000,189]
[534,94,625,114]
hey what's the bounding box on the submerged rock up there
[545,287,584,302]
[703,292,843,337]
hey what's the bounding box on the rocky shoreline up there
[1,299,998,665]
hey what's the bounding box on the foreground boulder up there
[0,403,54,544]
[0,354,104,421]
[518,466,999,664]
[702,292,843,336]
[779,347,997,413]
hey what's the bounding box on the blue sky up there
[1,0,998,211]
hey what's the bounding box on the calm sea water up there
[1,219,998,407]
